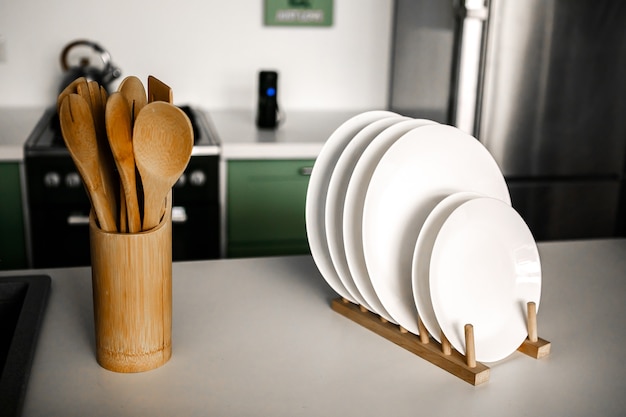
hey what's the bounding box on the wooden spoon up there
[118,76,148,125]
[148,75,173,103]
[106,92,142,233]
[133,101,193,231]
[59,94,117,232]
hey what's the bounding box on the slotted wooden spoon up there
[118,75,148,125]
[106,92,142,233]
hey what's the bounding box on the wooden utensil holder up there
[331,298,550,385]
[89,192,173,373]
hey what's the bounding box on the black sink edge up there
[0,275,51,417]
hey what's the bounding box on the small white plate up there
[305,110,398,303]
[430,197,541,363]
[411,191,482,342]
[343,119,437,322]
[326,116,409,309]
[362,124,511,335]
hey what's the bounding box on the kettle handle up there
[59,39,121,85]
[60,39,112,71]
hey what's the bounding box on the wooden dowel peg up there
[417,317,429,344]
[464,324,476,368]
[441,331,452,355]
[379,316,388,324]
[330,298,492,386]
[359,305,368,313]
[399,326,408,334]
[341,297,349,304]
[527,302,538,343]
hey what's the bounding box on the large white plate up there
[362,124,511,335]
[326,116,409,309]
[305,110,398,303]
[343,119,437,322]
[411,191,482,342]
[430,197,541,362]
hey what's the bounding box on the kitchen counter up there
[0,107,45,161]
[2,239,626,416]
[210,108,363,159]
[1,107,366,161]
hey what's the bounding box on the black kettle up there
[58,39,122,93]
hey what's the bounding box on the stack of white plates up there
[306,111,542,363]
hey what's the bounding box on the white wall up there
[0,0,393,110]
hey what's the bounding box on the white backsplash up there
[0,0,392,110]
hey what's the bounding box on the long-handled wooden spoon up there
[133,101,193,231]
[59,94,117,232]
[106,92,142,233]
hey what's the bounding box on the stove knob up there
[189,170,206,186]
[175,173,187,188]
[65,172,82,188]
[43,172,61,188]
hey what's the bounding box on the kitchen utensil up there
[305,110,397,306]
[133,101,193,231]
[342,118,437,322]
[118,76,148,124]
[82,82,119,227]
[429,197,541,362]
[58,39,121,94]
[147,75,173,103]
[361,124,510,335]
[412,191,482,341]
[106,92,141,233]
[58,94,117,232]
[325,115,408,310]
[57,76,88,113]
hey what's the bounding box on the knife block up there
[89,192,172,373]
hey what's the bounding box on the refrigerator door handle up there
[452,0,489,136]
[462,0,489,20]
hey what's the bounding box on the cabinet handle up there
[67,214,90,226]
[172,206,188,223]
[299,166,313,176]
[68,209,188,226]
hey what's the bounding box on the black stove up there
[23,105,221,268]
[24,105,219,154]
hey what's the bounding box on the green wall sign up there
[264,0,333,27]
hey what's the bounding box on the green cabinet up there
[226,159,315,258]
[0,162,27,270]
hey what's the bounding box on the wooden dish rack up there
[332,298,551,385]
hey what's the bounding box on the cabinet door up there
[0,162,27,270]
[227,159,314,257]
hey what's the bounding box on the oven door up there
[29,204,92,268]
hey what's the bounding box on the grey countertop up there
[209,108,363,159]
[0,107,365,161]
[2,239,626,416]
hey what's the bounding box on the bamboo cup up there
[89,192,172,372]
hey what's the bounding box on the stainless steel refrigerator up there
[389,0,626,240]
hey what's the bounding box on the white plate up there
[343,119,437,322]
[305,110,398,303]
[362,124,511,335]
[326,116,409,309]
[430,197,541,362]
[411,191,482,342]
